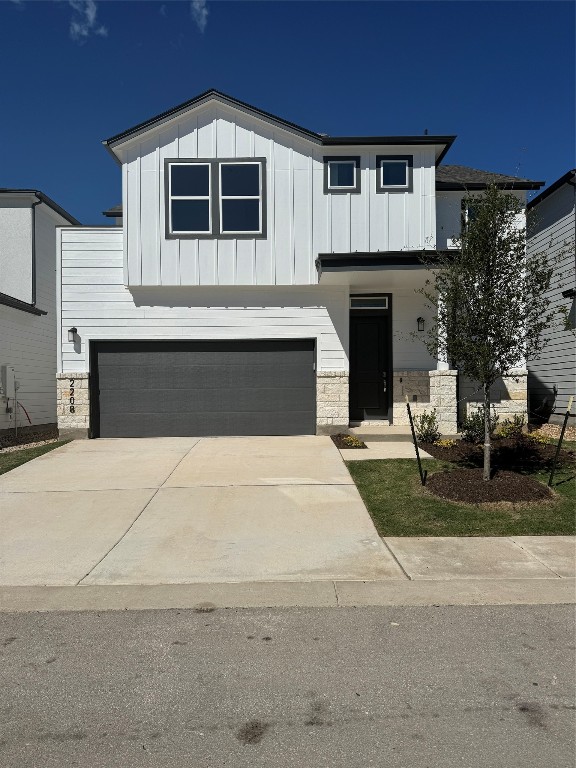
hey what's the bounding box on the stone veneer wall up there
[392,370,433,426]
[56,372,90,438]
[462,369,528,421]
[316,371,349,434]
[391,369,458,434]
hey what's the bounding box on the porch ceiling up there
[316,252,436,288]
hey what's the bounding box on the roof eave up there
[527,169,576,209]
[0,189,80,224]
[436,181,544,192]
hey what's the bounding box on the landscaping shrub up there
[461,406,499,443]
[340,434,365,448]
[413,409,441,443]
[526,431,551,445]
[498,414,526,439]
[435,438,457,448]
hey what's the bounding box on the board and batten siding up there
[58,228,349,374]
[118,103,437,287]
[527,182,576,420]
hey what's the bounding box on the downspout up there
[31,196,42,306]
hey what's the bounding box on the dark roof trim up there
[322,136,456,165]
[436,180,543,191]
[103,204,123,218]
[0,291,47,316]
[102,89,455,163]
[316,250,454,270]
[104,89,323,147]
[0,189,80,224]
[527,169,576,209]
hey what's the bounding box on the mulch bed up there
[420,436,575,472]
[331,433,367,449]
[0,426,59,451]
[426,468,554,504]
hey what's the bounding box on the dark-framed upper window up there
[323,156,361,194]
[376,155,413,193]
[165,158,266,239]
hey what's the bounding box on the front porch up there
[315,251,528,436]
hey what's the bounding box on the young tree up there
[418,185,563,481]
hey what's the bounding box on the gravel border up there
[0,438,61,454]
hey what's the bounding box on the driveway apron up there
[0,436,400,585]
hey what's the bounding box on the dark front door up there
[349,314,390,421]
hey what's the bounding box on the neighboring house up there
[0,190,79,436]
[55,90,543,439]
[526,169,576,424]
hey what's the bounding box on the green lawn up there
[0,441,68,476]
[347,458,576,537]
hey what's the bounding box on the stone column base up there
[56,372,90,439]
[429,369,458,434]
[316,371,349,434]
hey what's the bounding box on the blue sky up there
[1,0,574,224]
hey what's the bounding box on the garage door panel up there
[93,340,316,437]
[98,411,315,438]
[97,363,313,390]
[99,387,314,414]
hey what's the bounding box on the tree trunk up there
[483,383,491,481]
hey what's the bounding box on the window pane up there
[221,199,260,232]
[171,199,210,232]
[329,162,355,188]
[350,297,388,309]
[221,163,260,197]
[381,161,407,186]
[171,164,210,197]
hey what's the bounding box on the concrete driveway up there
[0,437,400,586]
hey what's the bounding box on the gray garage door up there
[91,340,316,437]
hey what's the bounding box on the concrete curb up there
[0,578,573,613]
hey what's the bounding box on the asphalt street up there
[0,604,574,767]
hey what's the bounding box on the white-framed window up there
[323,156,361,194]
[219,161,263,234]
[165,158,266,239]
[168,162,212,234]
[376,155,413,192]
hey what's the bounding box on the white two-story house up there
[1,189,78,438]
[56,90,542,438]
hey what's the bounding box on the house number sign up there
[69,378,75,414]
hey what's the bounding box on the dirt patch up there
[236,720,270,745]
[426,468,554,504]
[331,433,367,449]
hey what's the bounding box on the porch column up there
[429,369,458,435]
[436,292,449,370]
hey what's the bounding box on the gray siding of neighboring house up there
[527,180,576,423]
[0,203,68,432]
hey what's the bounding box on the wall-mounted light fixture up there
[67,327,77,342]
[417,317,425,332]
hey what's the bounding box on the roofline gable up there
[102,89,455,165]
